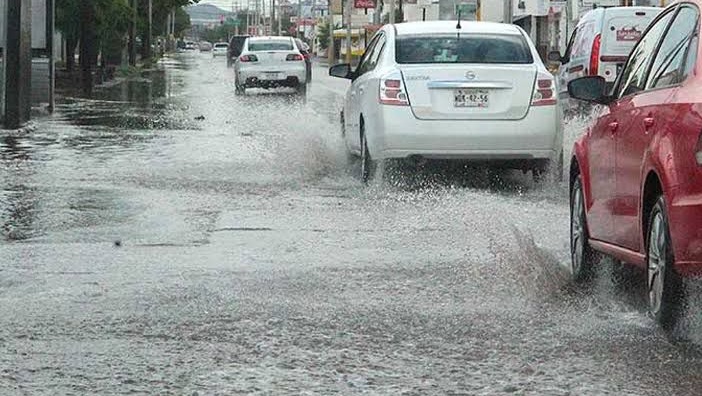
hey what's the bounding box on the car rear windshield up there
[248,40,293,51]
[396,34,534,64]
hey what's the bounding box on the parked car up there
[213,42,229,57]
[234,36,308,96]
[550,6,661,112]
[329,21,563,183]
[228,35,250,67]
[295,38,313,81]
[185,41,197,51]
[567,1,701,331]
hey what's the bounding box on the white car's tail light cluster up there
[532,73,557,107]
[239,54,258,62]
[286,54,304,61]
[379,71,410,106]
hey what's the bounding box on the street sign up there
[354,0,376,8]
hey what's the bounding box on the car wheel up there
[570,175,599,283]
[647,196,685,330]
[553,151,564,182]
[360,127,376,184]
[532,160,549,183]
[297,82,308,97]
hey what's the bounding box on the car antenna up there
[456,10,462,39]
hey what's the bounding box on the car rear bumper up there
[237,65,306,86]
[669,191,702,277]
[368,105,563,161]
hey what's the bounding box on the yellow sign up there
[331,0,342,14]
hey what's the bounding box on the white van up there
[549,6,661,108]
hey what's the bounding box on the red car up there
[568,1,701,331]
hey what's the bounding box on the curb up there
[0,121,38,135]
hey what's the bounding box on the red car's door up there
[585,9,675,243]
[614,5,697,251]
[585,107,617,242]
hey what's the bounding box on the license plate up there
[262,72,280,80]
[454,89,489,108]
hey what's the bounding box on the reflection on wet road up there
[1,53,701,395]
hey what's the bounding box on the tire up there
[340,111,355,163]
[532,160,550,183]
[297,82,307,97]
[570,175,599,283]
[235,84,245,95]
[360,127,377,184]
[647,196,685,330]
[554,151,564,182]
[533,152,563,183]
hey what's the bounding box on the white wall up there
[480,0,503,22]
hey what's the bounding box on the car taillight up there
[590,34,601,76]
[240,54,258,62]
[286,53,304,61]
[379,71,410,106]
[696,133,702,165]
[531,73,557,107]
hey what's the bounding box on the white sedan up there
[212,42,228,57]
[234,36,308,96]
[329,21,564,183]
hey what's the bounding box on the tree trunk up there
[79,0,97,94]
[65,35,77,72]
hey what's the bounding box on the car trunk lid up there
[395,33,538,120]
[400,64,537,120]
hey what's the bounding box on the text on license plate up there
[263,72,280,80]
[454,89,489,108]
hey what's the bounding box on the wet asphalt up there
[1,53,702,395]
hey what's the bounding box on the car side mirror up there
[568,76,613,105]
[329,63,353,79]
[548,50,564,64]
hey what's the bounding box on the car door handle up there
[643,117,655,129]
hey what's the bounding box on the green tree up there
[56,0,80,71]
[316,22,339,51]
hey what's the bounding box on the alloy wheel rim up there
[571,184,585,276]
[648,212,666,316]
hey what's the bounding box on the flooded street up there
[1,53,702,395]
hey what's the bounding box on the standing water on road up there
[1,53,701,395]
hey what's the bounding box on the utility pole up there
[129,0,137,65]
[48,0,55,113]
[277,0,282,35]
[4,0,32,129]
[345,0,352,63]
[328,0,335,65]
[503,0,512,23]
[271,0,275,35]
[390,0,395,23]
[298,0,303,38]
[145,0,153,59]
